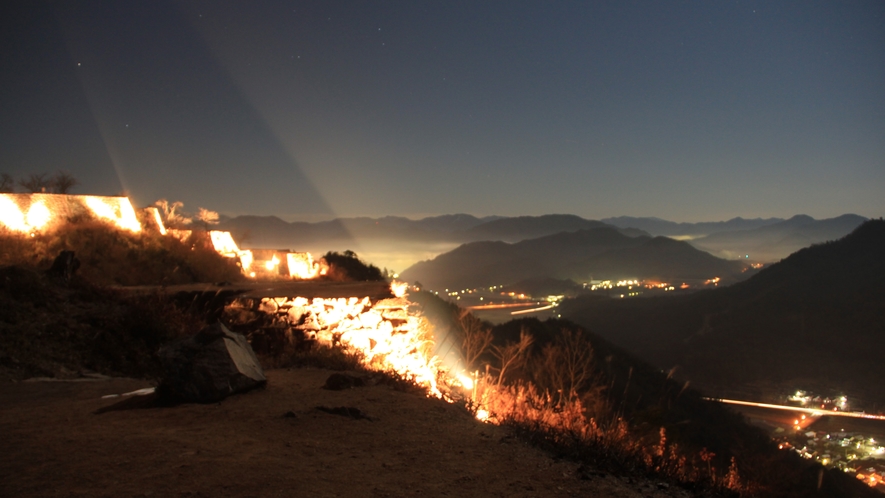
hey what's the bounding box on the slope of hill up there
[690,214,868,262]
[401,228,745,291]
[412,292,879,497]
[559,219,885,407]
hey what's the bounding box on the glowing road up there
[706,398,885,421]
[510,304,556,315]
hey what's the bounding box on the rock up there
[158,322,266,403]
[46,250,80,283]
[323,372,366,390]
[315,405,373,420]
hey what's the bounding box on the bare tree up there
[532,328,596,403]
[459,309,494,370]
[18,172,52,193]
[195,207,220,227]
[50,171,78,193]
[491,328,534,386]
[154,199,192,227]
[0,173,14,192]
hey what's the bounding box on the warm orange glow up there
[0,195,30,232]
[252,292,574,429]
[208,230,254,272]
[0,193,141,233]
[241,252,254,272]
[510,304,554,315]
[390,280,408,298]
[857,472,882,488]
[168,229,193,243]
[265,255,280,271]
[265,295,445,397]
[147,206,167,235]
[468,378,589,433]
[467,302,538,310]
[83,196,141,232]
[456,372,474,390]
[25,201,51,230]
[206,236,326,280]
[209,230,239,254]
[286,252,326,279]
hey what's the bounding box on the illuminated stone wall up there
[0,193,141,233]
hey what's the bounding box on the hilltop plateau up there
[2,210,880,497]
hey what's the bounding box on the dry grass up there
[0,266,207,381]
[471,379,750,495]
[1,218,243,286]
[456,315,752,496]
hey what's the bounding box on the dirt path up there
[0,369,688,498]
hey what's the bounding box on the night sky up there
[2,1,883,222]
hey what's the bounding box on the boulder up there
[46,250,80,284]
[158,322,266,403]
[323,372,366,391]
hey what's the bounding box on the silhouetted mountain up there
[602,216,784,236]
[691,214,868,262]
[414,213,504,232]
[560,219,885,407]
[401,227,745,291]
[460,214,639,242]
[216,214,498,248]
[575,236,746,281]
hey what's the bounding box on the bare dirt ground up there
[0,368,691,498]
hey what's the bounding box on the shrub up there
[321,250,385,281]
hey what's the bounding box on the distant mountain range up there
[216,213,646,249]
[603,214,868,262]
[216,212,866,274]
[559,219,885,407]
[399,227,746,291]
[602,216,785,237]
[689,214,867,262]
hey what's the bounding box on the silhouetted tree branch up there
[18,172,52,193]
[50,171,78,193]
[0,173,14,192]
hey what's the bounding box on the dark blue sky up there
[2,1,883,221]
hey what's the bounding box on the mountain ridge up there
[690,213,868,262]
[560,219,885,405]
[401,227,746,291]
